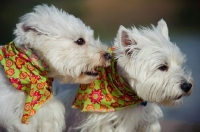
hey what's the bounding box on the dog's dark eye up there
[75,38,85,45]
[158,65,168,71]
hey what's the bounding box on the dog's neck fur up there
[117,64,137,93]
[28,46,68,81]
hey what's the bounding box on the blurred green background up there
[0,0,199,43]
[0,0,200,132]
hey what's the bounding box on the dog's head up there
[13,4,111,84]
[114,19,193,107]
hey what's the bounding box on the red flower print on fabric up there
[6,68,15,76]
[27,64,35,71]
[111,102,120,108]
[80,84,87,91]
[86,104,95,111]
[6,59,13,67]
[15,57,26,69]
[29,73,40,84]
[44,89,51,96]
[89,89,103,104]
[2,47,9,58]
[105,93,113,102]
[40,71,48,76]
[19,71,28,79]
[100,81,105,89]
[8,50,15,57]
[18,52,31,62]
[89,82,95,89]
[38,100,45,106]
[9,78,23,90]
[0,54,3,61]
[29,109,36,116]
[120,94,133,102]
[36,82,46,90]
[29,88,35,96]
[83,93,88,101]
[77,93,83,101]
[107,84,113,93]
[24,102,31,111]
[100,104,109,111]
[22,114,29,124]
[0,42,52,124]
[31,90,42,106]
[73,52,144,112]
[124,102,133,107]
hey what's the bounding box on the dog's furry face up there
[13,5,110,84]
[114,19,193,107]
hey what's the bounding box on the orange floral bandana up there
[0,41,53,124]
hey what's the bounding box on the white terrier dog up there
[0,4,110,132]
[59,19,193,132]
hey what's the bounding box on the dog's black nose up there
[181,83,192,93]
[103,53,112,60]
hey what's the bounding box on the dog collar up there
[0,41,53,124]
[72,47,145,112]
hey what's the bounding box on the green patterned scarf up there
[0,41,53,124]
[72,47,145,112]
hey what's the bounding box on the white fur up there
[0,4,110,132]
[59,19,193,132]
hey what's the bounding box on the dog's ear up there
[16,23,48,35]
[157,19,169,40]
[117,25,137,56]
[16,23,25,34]
[118,25,137,47]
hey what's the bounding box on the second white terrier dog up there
[58,19,193,132]
[0,4,110,132]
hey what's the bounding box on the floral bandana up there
[0,41,53,124]
[72,47,145,112]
